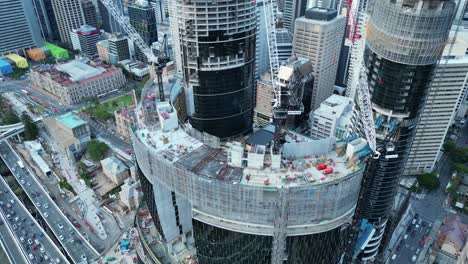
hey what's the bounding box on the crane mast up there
[99,0,168,101]
[100,0,157,63]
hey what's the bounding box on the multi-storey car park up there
[132,81,369,263]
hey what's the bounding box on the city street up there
[38,130,126,253]
[390,216,431,263]
[0,141,99,263]
[0,176,68,263]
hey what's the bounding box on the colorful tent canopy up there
[0,59,13,75]
[44,42,70,59]
[6,54,28,68]
[26,48,46,61]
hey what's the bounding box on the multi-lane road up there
[0,175,68,263]
[0,141,98,263]
[0,204,30,264]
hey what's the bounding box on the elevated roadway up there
[0,175,68,263]
[0,141,99,263]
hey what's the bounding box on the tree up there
[443,141,456,153]
[453,163,468,174]
[451,147,468,163]
[111,101,119,108]
[417,173,440,191]
[3,110,20,124]
[77,161,87,174]
[21,113,39,140]
[86,140,108,161]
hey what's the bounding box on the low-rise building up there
[430,214,468,264]
[43,112,91,163]
[108,33,130,64]
[254,72,274,126]
[101,156,129,185]
[119,176,143,210]
[70,25,100,57]
[97,40,110,63]
[31,60,126,105]
[309,94,353,140]
[119,59,149,80]
[115,106,135,140]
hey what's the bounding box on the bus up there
[21,89,29,95]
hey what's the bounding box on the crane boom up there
[356,66,376,152]
[99,0,158,63]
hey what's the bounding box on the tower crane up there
[99,0,168,101]
[262,0,302,151]
[155,34,169,102]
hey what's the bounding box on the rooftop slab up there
[56,61,106,82]
[56,112,87,129]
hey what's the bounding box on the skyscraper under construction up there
[354,0,456,261]
[180,0,257,139]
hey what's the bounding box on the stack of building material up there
[6,54,28,68]
[26,48,46,61]
[0,59,13,75]
[44,42,70,59]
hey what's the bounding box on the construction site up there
[130,75,369,262]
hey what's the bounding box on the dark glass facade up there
[128,3,158,63]
[193,219,272,264]
[98,0,124,34]
[41,0,59,41]
[286,226,348,264]
[353,47,437,260]
[82,0,98,29]
[366,50,435,120]
[362,48,436,222]
[183,27,256,138]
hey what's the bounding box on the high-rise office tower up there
[405,30,468,176]
[32,0,60,41]
[149,0,166,23]
[0,0,43,54]
[283,0,307,33]
[32,0,54,40]
[52,0,86,46]
[82,0,98,29]
[168,0,181,73]
[70,25,100,57]
[276,28,294,63]
[128,0,158,63]
[293,8,345,112]
[355,0,455,260]
[98,0,124,33]
[256,0,292,80]
[108,33,130,64]
[179,0,257,138]
[256,0,273,79]
[42,0,60,40]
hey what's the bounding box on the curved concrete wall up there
[133,132,364,235]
